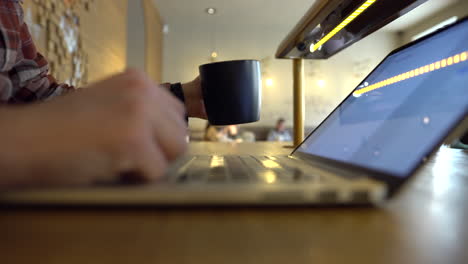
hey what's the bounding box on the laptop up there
[1,17,467,207]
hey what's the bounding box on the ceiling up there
[153,0,459,32]
[152,0,312,29]
[382,0,459,31]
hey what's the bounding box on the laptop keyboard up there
[172,155,319,184]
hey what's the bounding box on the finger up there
[154,85,186,117]
[133,138,169,181]
[150,104,188,161]
[114,130,170,182]
[143,84,187,134]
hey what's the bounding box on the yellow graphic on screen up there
[353,51,468,97]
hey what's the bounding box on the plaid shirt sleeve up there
[0,0,74,104]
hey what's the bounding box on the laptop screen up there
[297,19,468,177]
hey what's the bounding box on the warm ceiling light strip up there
[353,51,468,96]
[310,0,378,53]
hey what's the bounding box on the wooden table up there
[1,142,467,264]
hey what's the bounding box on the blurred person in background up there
[205,123,256,142]
[204,124,227,142]
[267,118,292,142]
[226,125,242,142]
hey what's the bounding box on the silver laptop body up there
[1,17,468,207]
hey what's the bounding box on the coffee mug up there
[199,60,262,125]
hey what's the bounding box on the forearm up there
[0,107,36,188]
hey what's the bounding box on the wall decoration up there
[352,58,372,80]
[30,0,95,87]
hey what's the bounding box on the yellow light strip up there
[310,0,378,53]
[353,51,468,96]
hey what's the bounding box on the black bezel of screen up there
[290,16,468,197]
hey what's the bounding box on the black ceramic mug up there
[199,60,262,125]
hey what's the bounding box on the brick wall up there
[22,0,163,86]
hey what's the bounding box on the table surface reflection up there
[1,142,467,264]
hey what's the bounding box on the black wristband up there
[169,83,185,103]
[169,83,188,123]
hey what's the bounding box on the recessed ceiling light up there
[206,7,216,15]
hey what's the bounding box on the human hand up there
[0,69,188,188]
[182,76,207,119]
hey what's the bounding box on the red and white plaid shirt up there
[0,0,73,104]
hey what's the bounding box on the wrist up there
[170,76,206,119]
[169,83,185,104]
[181,81,196,103]
[168,83,188,122]
[181,80,200,118]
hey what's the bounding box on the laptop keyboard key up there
[351,190,370,203]
[176,173,189,183]
[239,156,265,172]
[225,156,250,181]
[254,156,297,183]
[292,169,304,181]
[207,166,227,182]
[185,156,212,182]
[189,169,207,181]
[319,190,338,203]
